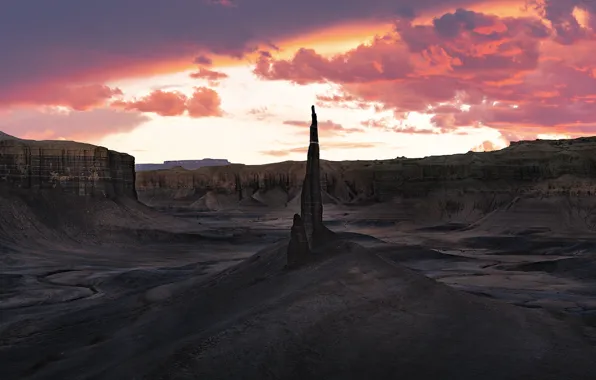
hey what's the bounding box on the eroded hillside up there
[0,132,188,246]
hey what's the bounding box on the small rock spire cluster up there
[287,106,335,269]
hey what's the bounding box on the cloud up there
[247,106,275,120]
[470,139,504,152]
[0,0,479,103]
[315,92,378,110]
[193,55,213,66]
[260,141,380,157]
[112,87,223,117]
[256,10,552,89]
[254,38,414,84]
[112,90,188,116]
[261,147,307,157]
[282,119,364,138]
[527,0,594,44]
[187,87,224,117]
[254,6,596,138]
[0,107,149,141]
[361,118,441,134]
[0,84,122,110]
[189,68,229,86]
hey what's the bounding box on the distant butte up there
[135,159,231,171]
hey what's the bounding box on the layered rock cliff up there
[136,136,596,233]
[136,136,596,206]
[0,133,136,199]
[0,133,194,246]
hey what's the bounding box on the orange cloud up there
[0,84,122,110]
[255,7,596,139]
[112,87,223,118]
[3,0,480,110]
[189,68,229,85]
[187,87,224,117]
[0,108,149,142]
[112,90,187,116]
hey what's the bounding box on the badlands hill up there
[136,136,596,234]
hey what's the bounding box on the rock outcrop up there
[286,214,311,269]
[0,132,136,199]
[0,133,192,247]
[299,106,335,248]
[286,106,336,268]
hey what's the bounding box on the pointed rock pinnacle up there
[287,106,336,268]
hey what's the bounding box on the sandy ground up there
[1,203,596,379]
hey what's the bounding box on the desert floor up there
[2,203,596,379]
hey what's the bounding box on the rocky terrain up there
[2,115,596,380]
[136,136,596,234]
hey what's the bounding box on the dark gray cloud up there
[0,0,477,98]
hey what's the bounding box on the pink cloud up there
[189,68,229,86]
[0,84,122,110]
[111,87,223,118]
[254,7,596,139]
[0,108,149,142]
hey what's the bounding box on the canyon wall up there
[135,136,596,232]
[136,137,596,207]
[0,134,136,199]
[0,133,189,246]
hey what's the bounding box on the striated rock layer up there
[136,136,596,203]
[136,136,596,233]
[0,133,191,247]
[0,133,136,199]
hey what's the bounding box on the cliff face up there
[136,136,596,207]
[0,134,136,199]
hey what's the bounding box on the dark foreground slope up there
[2,239,594,380]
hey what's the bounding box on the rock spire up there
[287,106,335,268]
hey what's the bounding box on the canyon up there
[1,124,596,380]
[136,136,596,234]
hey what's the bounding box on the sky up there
[1,0,596,164]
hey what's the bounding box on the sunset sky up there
[2,0,596,164]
